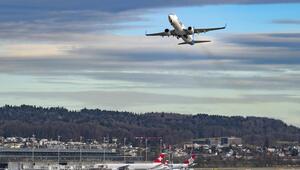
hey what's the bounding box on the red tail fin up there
[153,153,165,163]
[183,154,196,165]
[164,160,169,165]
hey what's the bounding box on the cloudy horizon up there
[0,1,300,127]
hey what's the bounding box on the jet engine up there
[164,29,171,36]
[187,26,194,34]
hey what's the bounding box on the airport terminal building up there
[0,148,141,163]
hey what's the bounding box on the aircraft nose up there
[168,15,173,23]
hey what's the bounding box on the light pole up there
[123,137,126,162]
[145,138,148,162]
[57,135,61,170]
[32,147,35,165]
[103,137,106,162]
[32,134,35,166]
[80,136,83,168]
[159,138,163,153]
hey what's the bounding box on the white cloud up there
[0,44,72,58]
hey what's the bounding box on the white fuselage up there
[168,14,193,44]
[167,163,189,170]
[94,162,165,170]
[94,163,126,170]
[127,163,165,170]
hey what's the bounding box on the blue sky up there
[0,1,300,126]
[121,4,300,35]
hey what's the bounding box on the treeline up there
[0,105,299,145]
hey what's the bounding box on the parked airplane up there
[165,154,196,170]
[94,153,166,170]
[126,153,166,170]
[146,14,226,45]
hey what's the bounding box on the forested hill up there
[0,105,299,145]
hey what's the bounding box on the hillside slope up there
[0,105,299,145]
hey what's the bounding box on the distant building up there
[192,137,242,146]
[191,138,210,145]
[0,148,131,162]
[221,137,242,146]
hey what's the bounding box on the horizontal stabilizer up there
[178,40,211,45]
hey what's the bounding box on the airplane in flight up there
[146,14,226,45]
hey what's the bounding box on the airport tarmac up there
[195,168,300,170]
[5,162,300,170]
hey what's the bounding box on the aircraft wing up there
[148,164,163,170]
[192,25,226,34]
[178,40,211,45]
[117,165,129,170]
[146,30,176,36]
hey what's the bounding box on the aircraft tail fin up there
[153,153,165,163]
[178,40,211,45]
[183,154,196,165]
